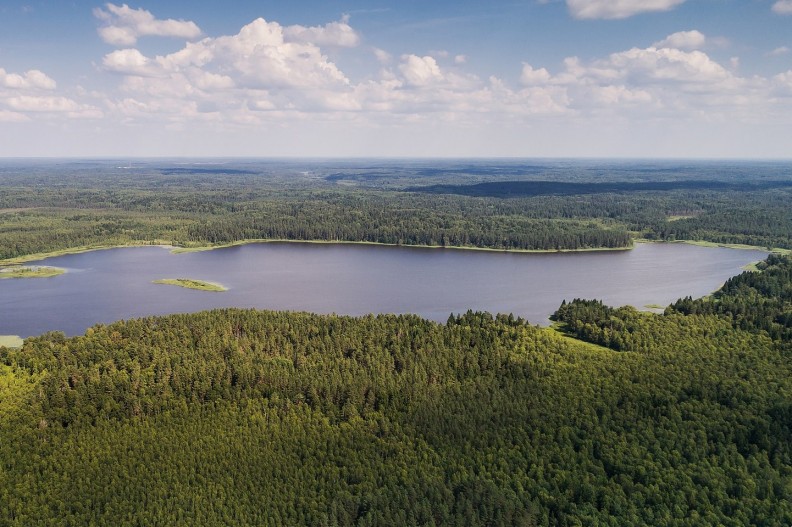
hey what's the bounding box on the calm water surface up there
[0,242,767,337]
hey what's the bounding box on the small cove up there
[0,242,767,337]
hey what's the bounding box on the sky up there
[0,0,791,158]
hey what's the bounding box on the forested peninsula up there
[1,254,791,525]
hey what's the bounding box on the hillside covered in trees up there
[1,159,791,261]
[1,255,791,525]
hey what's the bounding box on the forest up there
[1,159,791,261]
[1,159,791,525]
[1,253,791,525]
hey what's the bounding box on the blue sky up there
[1,0,791,157]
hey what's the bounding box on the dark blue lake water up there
[0,242,767,337]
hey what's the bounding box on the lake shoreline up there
[0,242,178,266]
[1,241,769,338]
[1,237,785,267]
[170,238,636,255]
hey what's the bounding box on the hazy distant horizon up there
[2,156,792,162]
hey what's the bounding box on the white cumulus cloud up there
[103,18,351,90]
[98,17,359,126]
[6,95,83,112]
[103,48,164,77]
[0,110,30,122]
[94,3,202,46]
[510,41,776,120]
[603,47,732,85]
[653,30,706,50]
[567,0,687,20]
[0,68,57,90]
[399,55,444,87]
[212,18,351,89]
[0,66,101,120]
[772,0,792,14]
[87,12,792,134]
[282,16,360,47]
[772,70,792,96]
[373,47,392,64]
[520,64,552,85]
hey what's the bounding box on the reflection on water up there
[0,242,767,337]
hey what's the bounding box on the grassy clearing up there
[634,238,790,254]
[741,261,763,272]
[644,304,665,310]
[549,323,613,354]
[677,240,779,252]
[0,207,41,215]
[153,278,227,292]
[0,336,23,349]
[0,265,65,279]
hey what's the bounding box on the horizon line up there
[1,155,792,162]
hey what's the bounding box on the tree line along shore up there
[2,166,791,263]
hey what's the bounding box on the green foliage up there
[3,160,791,262]
[2,161,792,524]
[2,257,792,524]
[667,254,792,341]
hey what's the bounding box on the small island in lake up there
[152,278,227,292]
[0,265,65,279]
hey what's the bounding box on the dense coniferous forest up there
[1,254,791,525]
[553,255,792,348]
[1,159,791,261]
[2,160,792,524]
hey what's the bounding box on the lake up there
[0,242,767,337]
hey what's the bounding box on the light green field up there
[0,336,23,349]
[634,238,790,254]
[677,240,788,253]
[548,324,612,354]
[0,265,65,279]
[152,278,227,292]
[644,304,665,310]
[741,261,763,272]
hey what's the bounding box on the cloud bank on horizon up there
[1,1,791,157]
